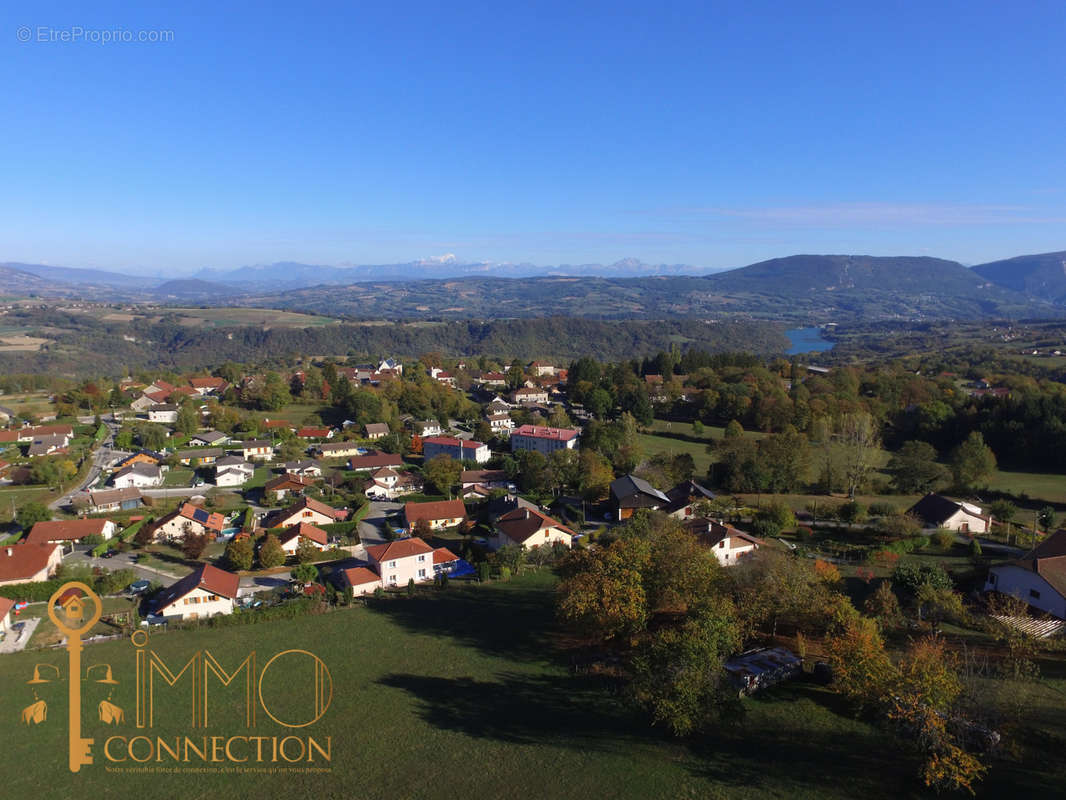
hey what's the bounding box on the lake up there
[785,327,835,355]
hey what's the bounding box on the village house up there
[152,503,226,542]
[189,430,230,447]
[276,522,331,555]
[0,596,13,634]
[460,469,514,492]
[75,487,143,514]
[261,496,343,529]
[473,371,507,388]
[0,542,63,586]
[26,518,118,547]
[0,405,15,423]
[491,507,574,551]
[528,360,556,376]
[153,563,240,622]
[282,459,324,477]
[609,474,714,521]
[510,424,579,455]
[16,424,74,443]
[907,493,991,533]
[485,412,515,434]
[410,419,443,437]
[175,447,223,466]
[297,426,334,440]
[188,376,228,396]
[235,439,275,461]
[378,358,403,375]
[366,537,436,587]
[214,457,255,487]
[264,472,317,501]
[314,441,365,459]
[27,433,70,457]
[685,518,761,565]
[363,467,424,500]
[148,403,180,424]
[363,422,390,440]
[422,436,491,464]
[404,499,467,531]
[348,451,404,471]
[985,530,1066,619]
[511,386,550,405]
[111,462,164,489]
[336,565,383,596]
[114,450,163,470]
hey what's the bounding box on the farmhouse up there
[510,424,579,455]
[511,386,549,405]
[422,436,490,464]
[154,563,240,622]
[189,430,229,447]
[907,493,991,533]
[404,499,466,531]
[0,542,63,586]
[985,530,1066,619]
[491,507,574,551]
[26,518,117,546]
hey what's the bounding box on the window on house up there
[388,575,397,585]
[388,560,396,567]
[418,569,426,578]
[417,555,425,562]
[1030,589,1041,599]
[718,540,725,548]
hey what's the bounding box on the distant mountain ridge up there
[971,251,1066,305]
[3,251,1066,320]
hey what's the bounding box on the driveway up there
[64,547,183,585]
[358,500,403,545]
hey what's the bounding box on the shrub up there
[892,562,952,595]
[877,513,922,540]
[931,529,955,550]
[753,501,796,537]
[499,566,512,581]
[970,538,983,561]
[477,562,491,582]
[406,578,415,597]
[837,501,866,525]
[867,502,897,518]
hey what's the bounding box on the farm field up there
[166,307,339,328]
[1,571,1063,799]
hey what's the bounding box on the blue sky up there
[2,0,1065,273]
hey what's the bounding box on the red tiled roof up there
[496,507,574,544]
[263,496,340,527]
[367,536,434,563]
[340,566,380,587]
[177,502,226,532]
[26,518,112,544]
[155,563,239,609]
[0,596,14,617]
[278,522,329,546]
[404,499,467,525]
[297,427,331,438]
[349,452,404,470]
[423,436,486,451]
[0,543,60,583]
[433,547,459,564]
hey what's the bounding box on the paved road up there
[49,416,123,510]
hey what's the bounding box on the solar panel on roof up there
[193,508,209,523]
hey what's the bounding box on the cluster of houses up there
[0,423,76,458]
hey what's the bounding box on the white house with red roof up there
[404,499,467,531]
[153,563,240,622]
[510,425,579,455]
[366,537,435,587]
[684,518,761,565]
[261,496,342,529]
[491,507,574,551]
[152,503,226,542]
[276,522,331,555]
[26,518,117,546]
[422,436,490,464]
[0,542,63,586]
[336,565,382,596]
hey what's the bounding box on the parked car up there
[101,550,118,559]
[127,580,151,595]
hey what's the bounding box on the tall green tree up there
[888,441,946,494]
[950,431,996,490]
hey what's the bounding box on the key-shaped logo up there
[47,582,102,773]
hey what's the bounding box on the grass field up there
[985,469,1066,506]
[3,572,1063,799]
[167,307,339,329]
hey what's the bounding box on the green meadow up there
[2,572,1064,800]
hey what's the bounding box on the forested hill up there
[971,251,1066,305]
[0,312,788,377]
[229,254,1053,321]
